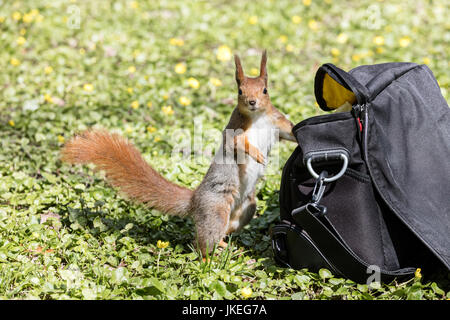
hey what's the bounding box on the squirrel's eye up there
[238,89,242,95]
[263,88,267,94]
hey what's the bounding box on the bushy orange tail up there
[61,129,192,216]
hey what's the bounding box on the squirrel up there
[61,50,296,257]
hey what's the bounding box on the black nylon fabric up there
[363,64,450,269]
[283,115,403,271]
[276,62,450,280]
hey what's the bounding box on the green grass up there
[0,0,449,300]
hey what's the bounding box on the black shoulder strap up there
[291,205,416,283]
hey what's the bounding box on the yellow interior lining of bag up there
[322,73,356,109]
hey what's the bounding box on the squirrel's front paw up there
[253,151,265,165]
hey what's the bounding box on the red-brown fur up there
[61,50,295,257]
[61,130,192,216]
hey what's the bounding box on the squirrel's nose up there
[249,100,256,106]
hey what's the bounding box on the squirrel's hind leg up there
[218,239,228,248]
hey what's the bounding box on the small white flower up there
[23,100,40,111]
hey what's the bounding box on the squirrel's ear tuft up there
[234,54,245,86]
[260,50,268,86]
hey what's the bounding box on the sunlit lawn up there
[0,0,448,299]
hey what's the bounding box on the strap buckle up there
[294,171,329,219]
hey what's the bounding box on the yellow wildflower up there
[57,135,65,143]
[44,93,53,103]
[337,33,348,44]
[83,83,94,92]
[10,58,21,66]
[20,28,26,35]
[352,54,361,62]
[422,57,431,65]
[147,101,153,108]
[157,240,169,249]
[128,65,136,73]
[415,268,422,279]
[125,126,133,133]
[0,16,5,23]
[79,48,85,55]
[154,136,161,142]
[285,44,294,52]
[308,19,319,31]
[210,77,222,87]
[127,87,134,94]
[278,35,288,43]
[162,93,169,100]
[44,66,53,74]
[174,63,187,74]
[8,120,15,127]
[147,126,157,133]
[12,12,21,21]
[129,1,139,9]
[248,16,258,25]
[303,0,312,5]
[179,96,191,106]
[187,77,200,89]
[130,100,139,109]
[399,36,411,48]
[292,16,302,24]
[372,36,385,46]
[161,105,174,115]
[169,38,184,46]
[250,68,259,76]
[22,13,33,23]
[241,287,252,299]
[216,45,232,62]
[16,37,26,46]
[331,48,340,57]
[376,47,384,54]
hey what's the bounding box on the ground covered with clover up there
[0,0,449,300]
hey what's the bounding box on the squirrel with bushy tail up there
[61,50,296,258]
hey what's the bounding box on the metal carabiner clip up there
[303,171,328,218]
[311,170,328,204]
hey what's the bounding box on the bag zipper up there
[352,103,366,153]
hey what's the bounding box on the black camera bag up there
[272,63,450,283]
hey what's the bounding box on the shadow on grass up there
[56,191,279,262]
[57,197,196,251]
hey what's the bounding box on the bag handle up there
[291,204,416,283]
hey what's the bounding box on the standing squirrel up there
[61,50,295,257]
